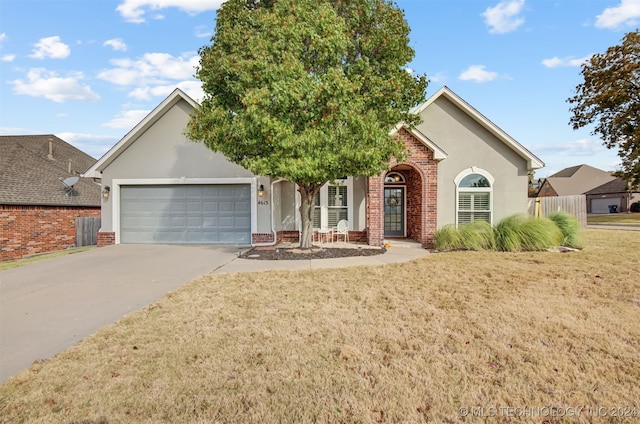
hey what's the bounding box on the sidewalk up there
[211,240,430,274]
[587,225,640,231]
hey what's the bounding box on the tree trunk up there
[297,183,321,249]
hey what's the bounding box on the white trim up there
[312,177,354,230]
[454,168,494,227]
[112,177,257,245]
[412,86,544,170]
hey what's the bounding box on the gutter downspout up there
[252,178,286,247]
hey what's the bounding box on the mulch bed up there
[240,246,386,260]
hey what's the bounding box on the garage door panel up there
[120,184,251,244]
[591,198,620,214]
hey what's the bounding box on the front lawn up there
[1,230,638,423]
[587,212,640,226]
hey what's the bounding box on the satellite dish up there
[59,176,79,196]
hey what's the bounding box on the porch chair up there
[333,220,349,243]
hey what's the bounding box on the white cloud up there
[29,36,71,59]
[116,0,223,23]
[532,138,609,157]
[97,52,199,86]
[55,132,119,159]
[2,54,15,62]
[102,109,151,129]
[194,25,212,39]
[459,65,499,82]
[104,38,128,51]
[542,55,591,68]
[0,33,7,46]
[0,126,29,134]
[427,71,447,83]
[596,0,640,29]
[11,68,100,103]
[482,0,526,34]
[128,80,204,101]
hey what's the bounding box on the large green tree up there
[568,30,640,186]
[188,0,427,248]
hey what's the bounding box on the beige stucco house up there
[84,86,543,248]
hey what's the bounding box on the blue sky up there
[0,0,638,177]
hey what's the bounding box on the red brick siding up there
[252,233,275,244]
[366,128,439,248]
[97,231,116,247]
[276,230,368,244]
[0,205,101,261]
[538,181,558,197]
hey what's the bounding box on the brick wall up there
[252,233,275,244]
[0,205,101,261]
[97,231,116,247]
[366,128,439,248]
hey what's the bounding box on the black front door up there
[384,187,404,237]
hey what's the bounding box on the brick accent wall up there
[97,231,116,247]
[0,205,101,261]
[366,128,439,248]
[275,230,368,244]
[252,233,275,244]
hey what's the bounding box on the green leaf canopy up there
[188,0,427,185]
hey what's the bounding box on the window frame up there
[454,168,494,227]
[313,177,353,229]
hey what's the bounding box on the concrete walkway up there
[0,241,428,382]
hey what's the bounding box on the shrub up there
[459,220,495,251]
[494,214,563,252]
[548,212,582,248]
[631,201,640,213]
[434,225,462,251]
[519,216,563,250]
[493,214,527,252]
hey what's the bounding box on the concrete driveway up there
[0,244,239,382]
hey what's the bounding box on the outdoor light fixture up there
[258,184,265,197]
[102,186,110,200]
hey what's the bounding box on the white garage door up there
[591,198,620,214]
[120,185,251,244]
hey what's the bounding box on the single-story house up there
[0,135,101,261]
[537,164,639,213]
[84,86,543,248]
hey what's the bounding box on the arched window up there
[384,172,405,184]
[454,168,494,226]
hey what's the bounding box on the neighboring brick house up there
[0,135,101,261]
[85,86,543,248]
[537,164,640,213]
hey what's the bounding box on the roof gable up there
[0,135,100,206]
[84,88,198,178]
[543,164,617,195]
[411,86,544,170]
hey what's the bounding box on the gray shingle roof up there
[584,177,628,195]
[543,164,616,196]
[0,135,101,207]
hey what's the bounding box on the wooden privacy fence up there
[528,195,587,228]
[76,217,101,247]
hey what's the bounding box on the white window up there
[454,168,494,226]
[313,178,351,229]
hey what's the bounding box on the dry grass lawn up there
[587,213,640,226]
[1,230,638,423]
